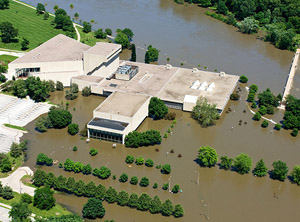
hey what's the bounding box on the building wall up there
[88,54,119,78]
[8,60,84,86]
[83,53,106,75]
[130,97,150,131]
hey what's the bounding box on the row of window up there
[89,129,123,143]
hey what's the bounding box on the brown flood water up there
[23,88,300,222]
[17,0,300,220]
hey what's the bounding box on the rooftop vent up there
[219,71,225,76]
[166,64,172,70]
[192,68,199,73]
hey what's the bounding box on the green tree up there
[161,164,171,174]
[0,157,11,172]
[145,45,159,62]
[292,128,298,137]
[73,161,83,173]
[119,173,128,183]
[97,166,111,179]
[21,193,32,204]
[117,190,129,206]
[10,142,22,158]
[84,181,96,197]
[94,29,107,39]
[192,97,220,127]
[239,75,248,83]
[121,28,134,40]
[33,169,47,187]
[68,123,79,135]
[253,159,268,177]
[149,97,168,119]
[82,198,105,219]
[56,81,64,91]
[36,3,45,14]
[135,156,144,165]
[149,195,162,214]
[197,146,218,167]
[12,79,27,98]
[43,11,49,20]
[0,22,18,43]
[291,165,300,185]
[247,92,255,102]
[153,182,158,189]
[9,201,32,221]
[261,120,269,128]
[233,153,252,174]
[105,187,117,203]
[217,0,228,15]
[82,164,92,175]
[21,38,30,50]
[36,153,53,166]
[258,88,279,107]
[83,22,92,33]
[2,185,13,199]
[130,176,138,185]
[125,155,134,164]
[226,12,237,25]
[139,177,149,187]
[34,186,55,210]
[271,160,288,181]
[232,0,256,20]
[65,177,76,193]
[128,193,139,208]
[137,193,151,211]
[105,28,112,35]
[82,86,91,96]
[220,156,233,170]
[89,148,98,156]
[95,184,106,199]
[237,17,259,34]
[161,199,173,216]
[253,112,261,121]
[115,32,130,48]
[172,184,180,193]
[145,51,150,64]
[131,44,136,62]
[64,158,74,171]
[74,180,85,196]
[173,204,184,218]
[0,0,9,9]
[48,107,72,128]
[249,84,258,92]
[145,158,154,167]
[258,106,267,115]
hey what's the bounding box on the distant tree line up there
[175,0,299,50]
[33,169,184,218]
[197,145,300,185]
[124,130,162,148]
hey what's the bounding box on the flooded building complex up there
[8,34,239,143]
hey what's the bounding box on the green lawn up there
[78,26,110,46]
[0,0,70,51]
[0,55,18,69]
[0,192,72,217]
[4,124,28,132]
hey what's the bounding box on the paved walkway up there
[0,204,10,222]
[0,166,35,196]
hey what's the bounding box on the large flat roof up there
[95,91,150,117]
[157,68,239,110]
[11,34,90,64]
[72,75,104,83]
[84,42,121,59]
[99,61,179,96]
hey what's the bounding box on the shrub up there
[89,148,98,156]
[220,156,233,170]
[125,130,162,148]
[145,159,154,167]
[171,184,180,193]
[56,81,64,91]
[247,93,255,102]
[105,28,112,35]
[275,124,281,130]
[258,106,267,115]
[161,199,173,216]
[197,146,218,167]
[73,146,77,151]
[130,176,138,185]
[291,165,300,185]
[135,157,144,165]
[156,164,161,169]
[266,105,274,115]
[139,177,149,187]
[249,84,258,93]
[261,120,269,128]
[173,204,184,218]
[119,173,128,183]
[253,159,268,177]
[68,123,79,135]
[291,128,298,137]
[2,186,14,200]
[253,112,261,121]
[164,112,176,120]
[153,183,158,189]
[36,153,53,166]
[239,75,248,83]
[161,164,171,174]
[125,155,134,164]
[251,102,257,108]
[82,164,92,175]
[82,86,91,96]
[21,193,32,204]
[230,93,240,101]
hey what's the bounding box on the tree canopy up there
[271,160,288,181]
[0,21,18,43]
[233,153,252,174]
[33,186,56,210]
[9,201,32,221]
[82,198,105,219]
[192,97,220,127]
[197,146,218,167]
[148,97,168,119]
[48,107,72,129]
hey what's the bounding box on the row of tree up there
[197,146,300,184]
[124,130,162,148]
[32,169,184,217]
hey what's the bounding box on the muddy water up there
[23,88,300,222]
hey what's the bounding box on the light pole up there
[168,176,172,192]
[194,171,199,186]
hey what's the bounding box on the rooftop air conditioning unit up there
[219,71,225,76]
[166,64,172,70]
[192,68,199,73]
